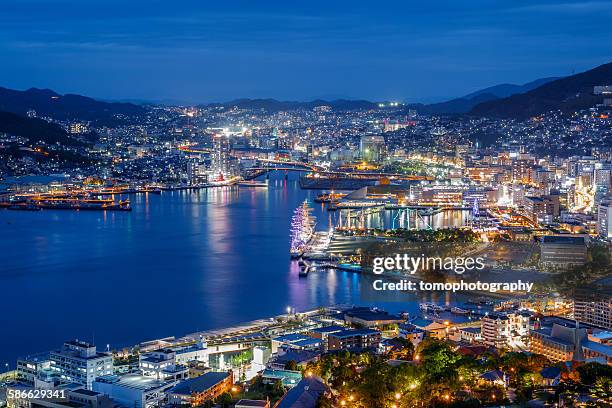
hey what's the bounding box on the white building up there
[598,199,612,239]
[93,374,174,408]
[49,341,113,390]
[481,312,530,349]
[139,350,188,381]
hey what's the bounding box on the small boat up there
[142,187,162,194]
[237,180,268,187]
[299,265,310,277]
[451,307,470,315]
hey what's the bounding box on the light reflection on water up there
[0,173,469,363]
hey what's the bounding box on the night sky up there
[1,0,611,103]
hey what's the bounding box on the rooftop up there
[329,328,379,339]
[235,400,269,407]
[95,374,169,392]
[541,235,585,245]
[168,372,230,395]
[275,376,328,408]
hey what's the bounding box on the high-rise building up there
[186,159,207,185]
[210,135,234,181]
[598,198,612,239]
[359,135,385,163]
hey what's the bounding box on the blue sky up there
[1,0,611,103]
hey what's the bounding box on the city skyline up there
[1,0,612,103]
[1,2,611,407]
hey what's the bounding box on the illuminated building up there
[49,340,113,390]
[210,135,235,180]
[574,285,612,330]
[540,235,587,268]
[327,328,381,351]
[359,135,385,163]
[481,312,530,349]
[597,198,612,239]
[530,321,587,363]
[139,349,188,381]
[512,159,534,184]
[166,371,233,406]
[186,159,207,185]
[93,374,174,408]
[524,195,560,224]
[69,123,88,134]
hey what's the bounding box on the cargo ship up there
[31,197,131,211]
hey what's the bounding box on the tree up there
[576,362,612,385]
[284,360,299,371]
[218,392,232,408]
[418,339,461,383]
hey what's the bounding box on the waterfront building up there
[540,235,587,268]
[27,388,112,408]
[166,371,233,406]
[49,341,113,390]
[92,374,174,408]
[271,334,322,354]
[16,353,50,385]
[172,338,209,366]
[210,135,235,180]
[308,325,345,352]
[342,307,404,328]
[139,349,188,381]
[327,328,381,352]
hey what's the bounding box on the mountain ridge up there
[470,62,612,118]
[0,86,146,122]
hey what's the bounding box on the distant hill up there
[206,98,380,112]
[0,110,84,146]
[410,77,560,115]
[463,77,559,99]
[470,62,612,118]
[0,87,146,122]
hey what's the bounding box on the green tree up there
[576,362,612,385]
[418,339,461,383]
[284,360,298,371]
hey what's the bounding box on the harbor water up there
[0,172,470,363]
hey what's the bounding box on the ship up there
[290,200,316,258]
[237,180,268,188]
[31,197,131,211]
